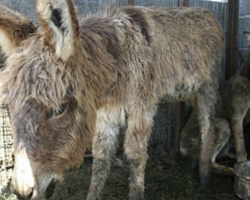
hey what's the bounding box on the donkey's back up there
[88,6,224,102]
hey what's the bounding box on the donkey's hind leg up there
[230,110,247,162]
[86,107,126,200]
[124,106,157,200]
[211,119,234,176]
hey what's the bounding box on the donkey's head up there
[0,0,94,199]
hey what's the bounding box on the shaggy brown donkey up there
[0,1,223,199]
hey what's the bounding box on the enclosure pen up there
[0,0,249,200]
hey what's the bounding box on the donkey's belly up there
[157,74,202,101]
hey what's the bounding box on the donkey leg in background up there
[194,84,216,186]
[230,110,248,162]
[124,106,157,200]
[179,110,200,168]
[86,107,125,200]
[211,119,234,176]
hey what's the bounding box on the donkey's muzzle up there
[11,183,34,200]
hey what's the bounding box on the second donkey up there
[180,31,250,175]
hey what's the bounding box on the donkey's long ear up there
[0,4,36,57]
[244,31,250,46]
[36,0,80,61]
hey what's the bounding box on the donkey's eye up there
[46,103,68,120]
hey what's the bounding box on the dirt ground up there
[45,148,238,200]
[0,146,241,200]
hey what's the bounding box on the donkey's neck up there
[79,17,126,107]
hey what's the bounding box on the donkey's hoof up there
[199,172,210,187]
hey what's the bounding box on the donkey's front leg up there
[86,108,125,200]
[124,108,156,200]
[86,157,111,200]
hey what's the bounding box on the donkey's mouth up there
[45,178,57,199]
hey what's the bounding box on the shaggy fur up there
[0,1,223,199]
[180,31,250,176]
[0,4,36,57]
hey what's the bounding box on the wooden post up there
[174,0,189,154]
[128,0,134,6]
[225,0,239,80]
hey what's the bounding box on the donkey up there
[0,1,223,199]
[180,31,250,176]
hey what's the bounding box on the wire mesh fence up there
[239,0,250,66]
[0,105,13,191]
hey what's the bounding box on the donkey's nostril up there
[26,187,34,200]
[13,187,34,200]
